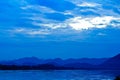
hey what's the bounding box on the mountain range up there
[0,57,107,66]
[0,54,120,70]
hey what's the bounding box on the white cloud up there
[30,16,120,31]
[21,5,57,13]
[32,22,67,29]
[97,33,106,36]
[67,17,94,30]
[11,28,50,36]
[62,11,74,16]
[76,2,101,7]
[19,0,120,33]
[66,16,120,30]
[67,0,101,7]
[90,16,114,25]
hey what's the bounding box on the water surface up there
[0,70,119,80]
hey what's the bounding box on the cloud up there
[31,16,120,31]
[19,0,120,32]
[10,28,50,36]
[66,16,120,30]
[2,0,120,42]
[76,2,101,7]
[32,22,68,29]
[97,33,106,36]
[67,0,101,7]
[21,5,57,13]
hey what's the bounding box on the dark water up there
[0,70,120,80]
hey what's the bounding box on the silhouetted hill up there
[100,54,120,70]
[0,57,43,66]
[64,58,107,65]
[0,56,111,70]
[0,57,108,66]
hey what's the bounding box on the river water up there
[0,70,119,80]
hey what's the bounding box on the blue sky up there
[0,0,120,60]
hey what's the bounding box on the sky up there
[0,0,120,60]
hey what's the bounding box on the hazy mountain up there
[100,54,120,69]
[0,57,108,66]
[1,54,120,70]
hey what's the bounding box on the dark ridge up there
[0,54,120,70]
[111,54,120,60]
[99,53,120,70]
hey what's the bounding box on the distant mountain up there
[0,57,108,66]
[64,58,108,65]
[100,54,120,70]
[1,54,120,70]
[0,57,44,66]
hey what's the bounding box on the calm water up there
[0,70,120,80]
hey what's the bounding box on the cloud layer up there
[0,0,120,42]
